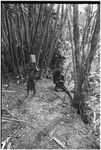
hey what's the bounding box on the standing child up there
[26,55,38,96]
[27,63,38,95]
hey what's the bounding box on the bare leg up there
[27,83,29,96]
[27,89,29,95]
[33,87,36,96]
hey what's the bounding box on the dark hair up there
[53,69,61,76]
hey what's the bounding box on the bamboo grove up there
[1,4,68,79]
[1,3,100,118]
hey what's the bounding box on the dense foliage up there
[1,3,100,149]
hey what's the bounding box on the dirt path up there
[2,79,96,149]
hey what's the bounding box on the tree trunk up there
[67,5,76,86]
[47,4,60,68]
[36,4,54,65]
[85,4,100,75]
[4,5,16,76]
[19,4,28,71]
[72,4,83,111]
[10,17,21,76]
[72,4,100,114]
[30,4,43,55]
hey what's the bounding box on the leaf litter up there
[1,79,99,149]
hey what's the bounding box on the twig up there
[2,109,15,118]
[64,93,67,101]
[53,136,66,148]
[2,117,29,123]
[2,117,40,131]
[2,137,11,149]
[2,90,15,93]
[2,93,8,100]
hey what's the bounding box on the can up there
[30,54,36,63]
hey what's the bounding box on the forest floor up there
[1,79,97,149]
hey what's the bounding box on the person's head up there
[53,69,61,76]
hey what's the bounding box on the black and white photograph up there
[1,1,100,149]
